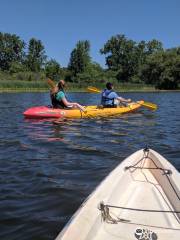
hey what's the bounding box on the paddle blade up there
[47,78,56,89]
[141,101,157,111]
[87,86,101,93]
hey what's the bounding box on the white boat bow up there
[56,148,180,240]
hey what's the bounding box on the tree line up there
[0,32,180,89]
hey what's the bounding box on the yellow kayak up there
[63,101,144,118]
[24,101,144,119]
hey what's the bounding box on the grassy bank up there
[0,80,157,92]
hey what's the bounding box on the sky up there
[0,0,180,67]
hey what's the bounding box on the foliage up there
[25,38,46,72]
[140,49,180,89]
[13,71,46,81]
[0,79,47,90]
[73,62,102,84]
[45,59,63,81]
[146,39,163,55]
[9,62,26,74]
[100,35,165,84]
[0,31,179,90]
[100,34,140,82]
[0,32,25,71]
[68,40,91,77]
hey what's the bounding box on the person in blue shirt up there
[101,82,131,107]
[50,80,85,112]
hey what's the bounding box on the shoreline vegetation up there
[0,80,180,93]
[0,32,180,92]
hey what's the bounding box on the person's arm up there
[61,97,86,112]
[110,92,131,103]
[117,96,131,103]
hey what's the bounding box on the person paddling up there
[50,80,85,112]
[101,82,131,107]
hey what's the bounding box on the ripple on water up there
[0,92,180,240]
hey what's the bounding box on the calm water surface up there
[0,92,180,240]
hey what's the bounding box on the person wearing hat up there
[50,80,85,112]
[101,82,131,107]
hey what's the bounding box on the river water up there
[0,92,180,240]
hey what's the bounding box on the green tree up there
[75,62,105,85]
[140,51,164,85]
[25,38,46,72]
[140,49,180,89]
[156,50,180,89]
[146,39,163,55]
[68,40,91,78]
[9,62,26,74]
[45,59,62,81]
[100,34,138,82]
[0,32,25,71]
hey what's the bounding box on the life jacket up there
[50,90,67,109]
[101,89,116,107]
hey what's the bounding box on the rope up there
[98,202,130,224]
[125,166,172,175]
[99,202,180,214]
[98,148,180,224]
[98,201,180,225]
[125,148,180,200]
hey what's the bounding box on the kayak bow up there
[56,148,180,240]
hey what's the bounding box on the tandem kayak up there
[56,148,180,240]
[23,101,144,119]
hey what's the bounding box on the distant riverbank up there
[0,80,180,93]
[0,79,156,93]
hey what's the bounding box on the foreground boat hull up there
[23,101,143,119]
[56,148,180,240]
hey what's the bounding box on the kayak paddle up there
[47,78,56,89]
[87,86,101,93]
[137,101,157,111]
[87,86,157,111]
